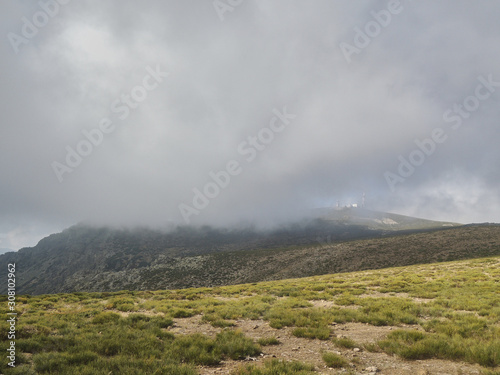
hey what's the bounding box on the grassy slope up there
[1,256,499,374]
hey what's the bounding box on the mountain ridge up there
[1,210,493,295]
[0,248,14,255]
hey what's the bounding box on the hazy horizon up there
[0,205,490,252]
[1,1,500,250]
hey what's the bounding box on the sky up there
[1,0,499,250]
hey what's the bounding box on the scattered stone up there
[365,366,379,372]
[353,347,361,352]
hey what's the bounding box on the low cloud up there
[1,0,499,248]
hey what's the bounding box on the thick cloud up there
[1,0,499,248]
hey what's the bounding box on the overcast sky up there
[1,0,499,250]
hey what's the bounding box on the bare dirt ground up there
[168,315,484,375]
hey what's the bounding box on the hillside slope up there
[1,256,499,374]
[2,223,498,295]
[0,209,457,295]
[0,217,387,295]
[66,224,500,293]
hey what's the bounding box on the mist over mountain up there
[1,1,500,250]
[0,208,475,295]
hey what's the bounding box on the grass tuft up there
[322,351,349,368]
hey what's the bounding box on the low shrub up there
[322,351,349,368]
[257,336,280,346]
[92,312,121,324]
[235,359,316,375]
[292,326,330,340]
[332,336,357,349]
[215,329,261,360]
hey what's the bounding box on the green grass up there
[235,359,316,375]
[332,336,358,349]
[292,326,331,340]
[376,329,500,367]
[201,314,235,328]
[1,256,499,373]
[257,336,280,346]
[214,329,261,360]
[322,351,349,368]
